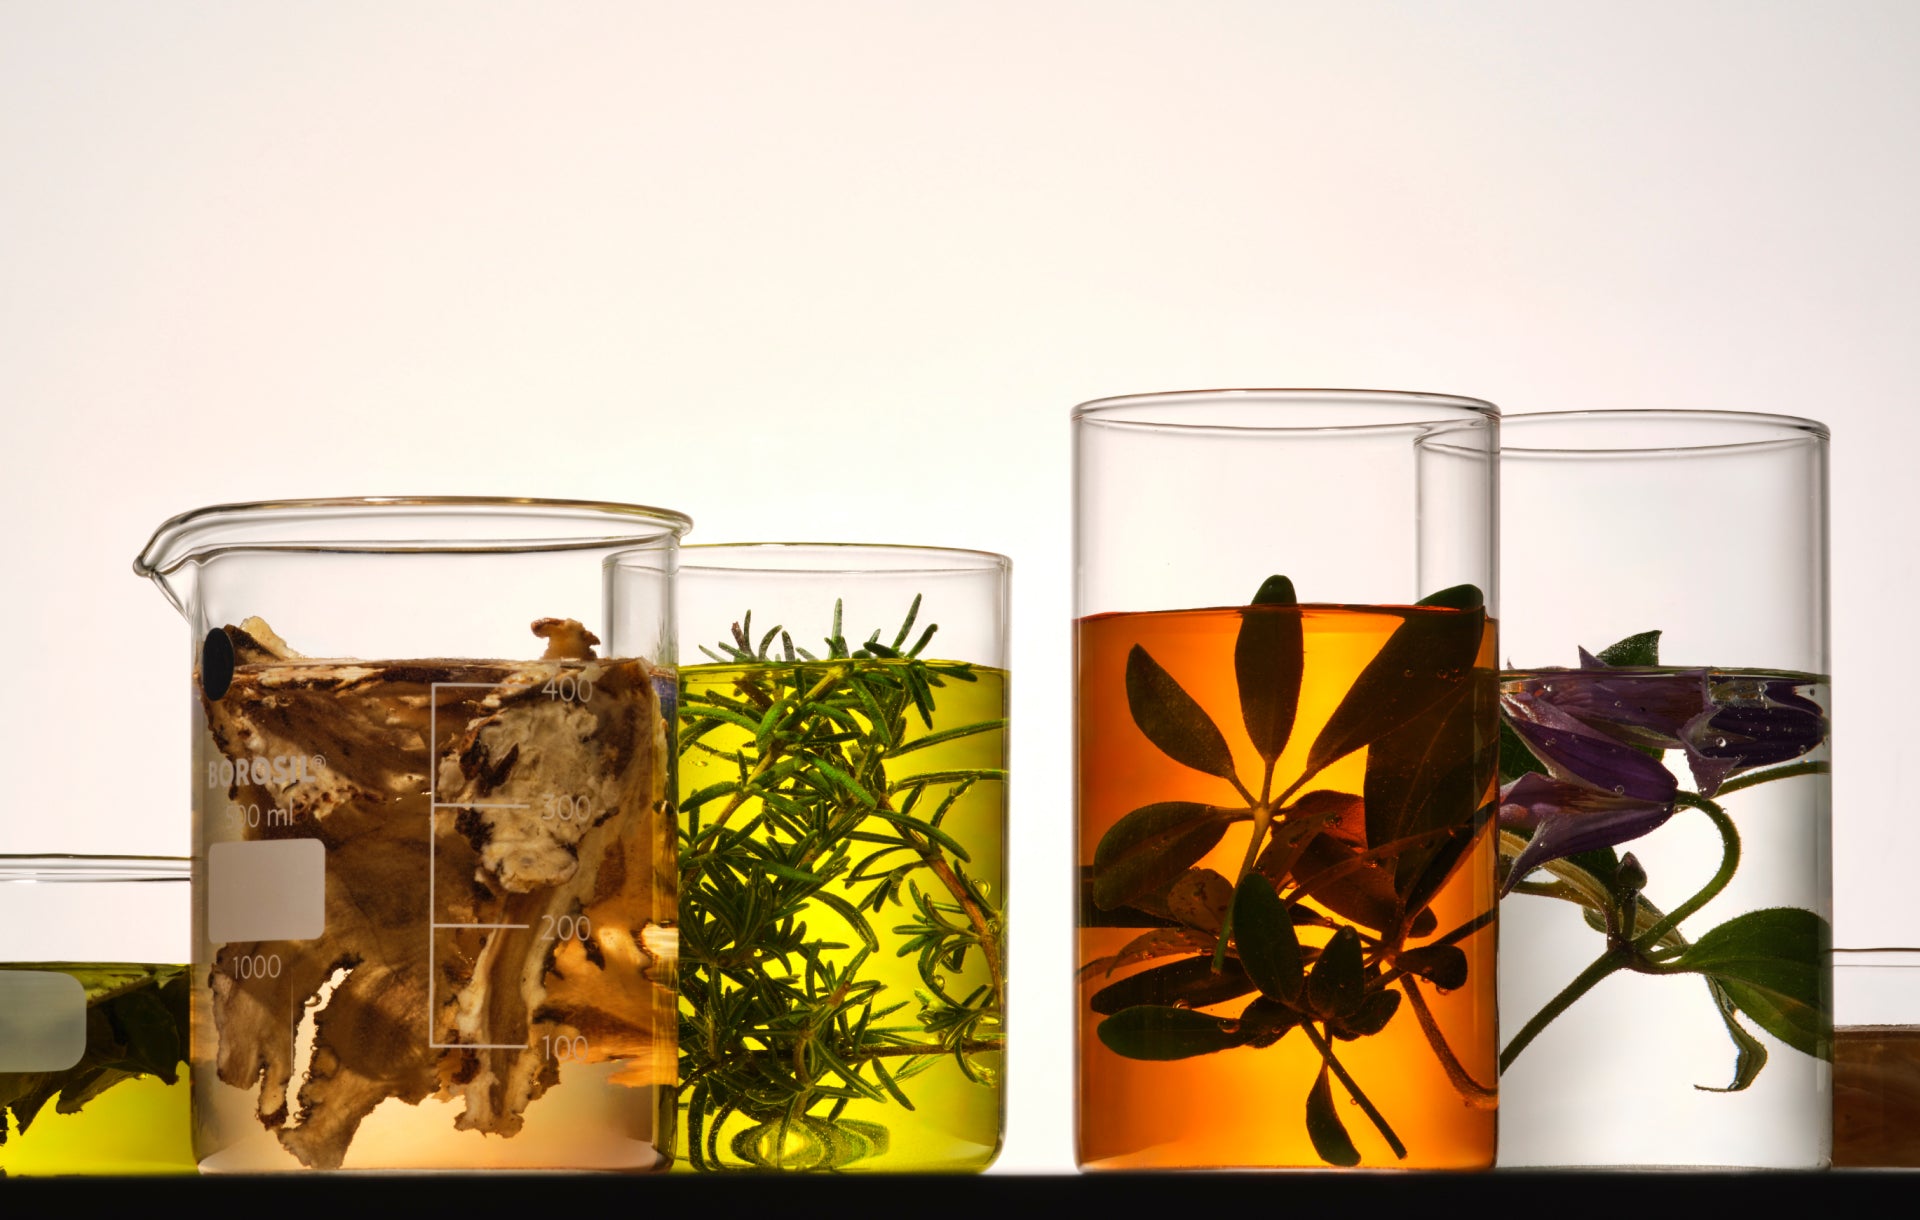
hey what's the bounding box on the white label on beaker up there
[208,839,326,944]
[0,970,86,1072]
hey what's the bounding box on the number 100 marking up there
[543,1034,588,1062]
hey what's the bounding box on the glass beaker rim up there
[676,541,1011,576]
[1834,947,1920,968]
[0,854,190,884]
[1070,388,1498,434]
[1502,409,1828,457]
[133,496,694,577]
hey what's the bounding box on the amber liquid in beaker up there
[1834,1026,1920,1167]
[1076,605,1497,1170]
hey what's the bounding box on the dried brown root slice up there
[200,618,674,1170]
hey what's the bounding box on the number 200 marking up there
[540,914,592,942]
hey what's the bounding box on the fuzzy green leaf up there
[1235,576,1304,764]
[1362,678,1493,902]
[1395,943,1469,991]
[1332,988,1402,1040]
[1306,925,1367,1021]
[1596,630,1662,667]
[1416,584,1485,611]
[1090,802,1237,910]
[1288,834,1403,933]
[1239,995,1303,1047]
[1088,955,1257,1016]
[1699,976,1770,1093]
[1231,873,1304,1002]
[1126,645,1238,780]
[1665,906,1831,1061]
[1097,1005,1249,1060]
[1306,606,1486,776]
[1306,1062,1362,1166]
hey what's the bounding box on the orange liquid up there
[1075,605,1498,1170]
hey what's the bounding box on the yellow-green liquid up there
[675,661,1007,1172]
[0,963,195,1176]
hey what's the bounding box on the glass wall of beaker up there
[1496,412,1831,1169]
[0,855,194,1175]
[134,497,689,1172]
[1073,390,1501,1170]
[650,542,1011,1172]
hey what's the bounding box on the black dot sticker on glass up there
[202,627,234,701]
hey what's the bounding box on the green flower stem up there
[1632,794,1739,952]
[1500,946,1630,1072]
[1302,1020,1407,1159]
[1502,796,1742,1071]
[1714,758,1829,798]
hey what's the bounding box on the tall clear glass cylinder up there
[133,497,689,1172]
[1496,411,1832,1168]
[664,543,1011,1172]
[1073,390,1500,1170]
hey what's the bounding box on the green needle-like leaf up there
[1306,1061,1363,1167]
[1125,645,1239,780]
[1235,575,1304,764]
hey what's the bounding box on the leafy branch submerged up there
[1084,577,1498,1166]
[678,598,1007,1171]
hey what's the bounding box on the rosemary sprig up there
[677,597,1007,1171]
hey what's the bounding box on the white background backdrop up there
[4,2,1917,1173]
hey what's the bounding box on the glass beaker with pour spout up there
[134,497,690,1173]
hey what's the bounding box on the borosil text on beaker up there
[205,753,326,788]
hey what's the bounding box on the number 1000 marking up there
[232,953,283,980]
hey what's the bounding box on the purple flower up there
[1498,692,1679,893]
[1501,691,1680,803]
[1682,679,1829,796]
[1506,654,1827,798]
[1498,773,1675,895]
